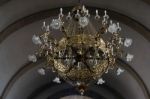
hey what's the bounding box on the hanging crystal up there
[117,68,125,76]
[126,53,134,62]
[124,38,133,47]
[37,68,46,75]
[50,19,63,30]
[108,21,118,33]
[28,54,37,62]
[79,17,89,28]
[53,77,61,84]
[32,35,42,45]
[97,78,105,85]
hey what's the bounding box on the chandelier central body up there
[51,34,112,82]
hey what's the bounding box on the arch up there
[0,7,150,43]
[1,59,150,99]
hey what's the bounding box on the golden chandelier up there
[28,5,133,94]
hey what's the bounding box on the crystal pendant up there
[50,19,62,30]
[37,68,46,75]
[108,23,117,33]
[53,77,61,84]
[79,17,89,28]
[97,78,105,85]
[126,53,134,62]
[124,38,133,47]
[117,68,124,76]
[28,54,37,62]
[32,35,42,45]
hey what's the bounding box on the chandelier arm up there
[95,33,104,43]
[83,60,94,73]
[69,20,76,36]
[66,60,78,73]
[70,46,78,55]
[63,46,69,56]
[83,47,91,56]
[61,26,68,37]
[67,24,71,36]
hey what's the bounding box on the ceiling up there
[0,0,11,6]
[0,0,150,99]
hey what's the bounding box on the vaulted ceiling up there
[0,0,150,99]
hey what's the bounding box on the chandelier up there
[28,5,134,95]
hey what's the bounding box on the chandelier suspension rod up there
[78,0,83,4]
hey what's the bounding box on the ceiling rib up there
[1,59,149,99]
[0,7,150,44]
[28,83,124,99]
